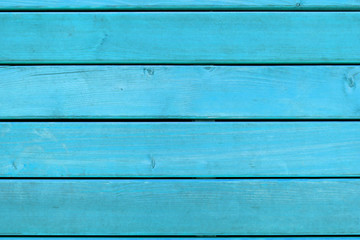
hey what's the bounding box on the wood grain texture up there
[2,122,360,177]
[2,12,360,64]
[1,66,360,119]
[1,179,360,235]
[1,0,360,10]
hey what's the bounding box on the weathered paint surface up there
[1,0,360,10]
[2,12,360,63]
[1,66,360,119]
[1,122,360,177]
[1,179,360,235]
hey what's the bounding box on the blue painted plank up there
[1,0,360,10]
[2,122,360,177]
[2,12,360,63]
[1,66,360,119]
[1,179,360,235]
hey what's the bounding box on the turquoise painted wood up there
[3,12,360,63]
[1,0,360,10]
[1,66,360,119]
[2,0,360,238]
[1,179,360,235]
[2,122,360,177]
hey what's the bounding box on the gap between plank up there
[2,177,360,180]
[1,119,360,122]
[3,10,360,12]
[2,235,360,237]
[6,63,360,66]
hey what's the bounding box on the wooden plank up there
[2,12,360,64]
[1,0,360,10]
[1,179,360,235]
[2,122,360,177]
[1,65,360,119]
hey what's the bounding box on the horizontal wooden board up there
[2,122,360,177]
[1,65,360,119]
[1,0,360,10]
[1,179,360,235]
[2,12,360,63]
